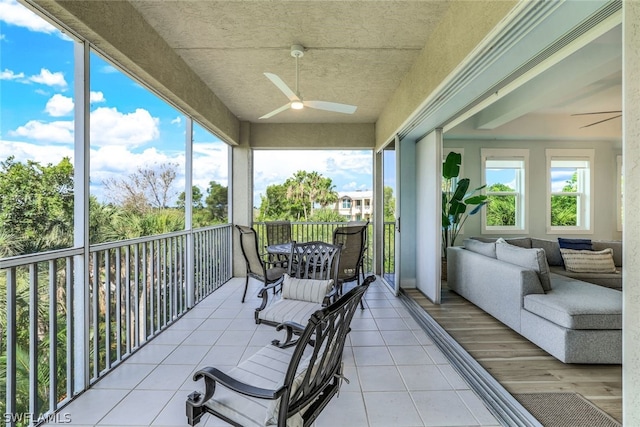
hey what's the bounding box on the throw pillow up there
[281,274,333,304]
[558,237,593,251]
[463,238,497,258]
[496,242,552,291]
[559,248,617,273]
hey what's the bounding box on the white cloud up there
[171,116,182,125]
[100,65,118,74]
[0,139,74,165]
[90,91,106,103]
[0,68,24,80]
[90,107,159,147]
[9,120,74,143]
[45,94,74,117]
[192,142,228,189]
[0,0,58,34]
[30,68,67,88]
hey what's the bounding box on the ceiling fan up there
[571,110,622,129]
[259,44,357,119]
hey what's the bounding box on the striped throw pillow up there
[559,248,617,273]
[282,274,334,304]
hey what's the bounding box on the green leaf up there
[442,152,461,180]
[464,195,488,205]
[451,178,470,202]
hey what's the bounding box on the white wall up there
[443,138,622,242]
[415,130,442,303]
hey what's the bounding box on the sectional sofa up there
[446,238,622,364]
[472,236,623,290]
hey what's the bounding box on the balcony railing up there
[0,224,232,426]
[1,221,394,426]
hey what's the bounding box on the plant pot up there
[441,257,447,281]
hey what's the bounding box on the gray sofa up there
[447,240,622,364]
[472,237,622,290]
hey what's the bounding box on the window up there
[481,149,528,234]
[546,149,594,233]
[342,199,352,209]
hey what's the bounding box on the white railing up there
[0,224,232,426]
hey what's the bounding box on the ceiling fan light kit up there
[259,44,357,119]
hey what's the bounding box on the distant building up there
[335,190,372,221]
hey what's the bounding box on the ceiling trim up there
[398,0,622,142]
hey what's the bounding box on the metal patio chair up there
[236,225,287,303]
[333,222,369,309]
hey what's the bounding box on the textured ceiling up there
[128,1,452,123]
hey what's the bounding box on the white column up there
[623,1,640,423]
[73,40,90,393]
[231,122,253,277]
[185,117,195,307]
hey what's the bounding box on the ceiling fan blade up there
[259,103,291,120]
[572,110,622,116]
[304,100,357,114]
[264,73,299,102]
[580,114,622,129]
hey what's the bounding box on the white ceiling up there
[128,0,452,124]
[126,1,621,140]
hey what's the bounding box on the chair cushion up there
[282,274,333,304]
[496,239,552,291]
[560,248,617,273]
[258,299,322,326]
[203,345,306,427]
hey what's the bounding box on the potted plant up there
[442,152,488,271]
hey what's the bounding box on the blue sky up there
[1,0,372,207]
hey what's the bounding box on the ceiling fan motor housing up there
[290,44,305,58]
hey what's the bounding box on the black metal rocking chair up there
[186,275,375,427]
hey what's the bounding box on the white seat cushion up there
[282,274,333,304]
[203,345,306,427]
[258,299,321,326]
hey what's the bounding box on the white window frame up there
[546,148,594,234]
[481,148,529,234]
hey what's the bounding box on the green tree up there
[551,172,578,226]
[0,156,74,254]
[177,186,204,209]
[383,186,395,222]
[284,171,338,221]
[257,183,293,221]
[485,183,516,226]
[204,181,228,222]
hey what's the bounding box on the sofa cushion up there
[473,236,532,248]
[531,238,564,266]
[549,266,622,290]
[592,241,623,267]
[523,276,622,330]
[463,238,496,258]
[560,248,617,273]
[282,274,333,304]
[558,237,593,250]
[496,240,552,291]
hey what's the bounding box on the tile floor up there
[45,277,500,427]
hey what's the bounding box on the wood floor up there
[404,286,622,423]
